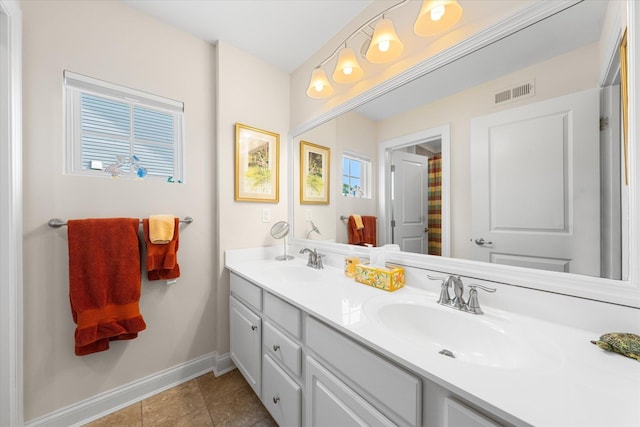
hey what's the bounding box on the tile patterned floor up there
[84,369,277,427]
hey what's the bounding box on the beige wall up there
[21,1,217,420]
[215,41,290,354]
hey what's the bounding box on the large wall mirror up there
[290,0,638,306]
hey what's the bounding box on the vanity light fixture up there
[306,67,334,99]
[332,45,364,84]
[305,0,463,99]
[414,0,463,37]
[365,17,404,63]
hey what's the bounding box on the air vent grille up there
[494,80,535,105]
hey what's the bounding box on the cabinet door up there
[306,356,395,427]
[263,355,301,427]
[230,296,261,396]
[444,398,502,427]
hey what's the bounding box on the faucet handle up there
[315,252,325,269]
[449,275,465,309]
[467,284,496,314]
[428,275,451,305]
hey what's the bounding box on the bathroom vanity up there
[226,247,640,427]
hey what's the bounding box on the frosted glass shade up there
[306,68,334,99]
[366,18,404,64]
[332,47,364,84]
[414,0,463,37]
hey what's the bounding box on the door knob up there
[474,238,493,246]
[424,228,430,233]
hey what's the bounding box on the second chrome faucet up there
[429,275,496,314]
[300,248,324,269]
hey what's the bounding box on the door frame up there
[378,124,450,256]
[0,1,23,426]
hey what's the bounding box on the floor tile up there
[83,402,142,427]
[142,378,207,426]
[83,370,275,427]
[172,406,214,427]
[206,380,271,427]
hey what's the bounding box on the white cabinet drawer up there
[230,273,262,312]
[306,356,395,427]
[306,316,421,427]
[444,398,502,427]
[264,321,302,377]
[263,354,301,427]
[264,292,301,339]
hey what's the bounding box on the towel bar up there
[48,216,194,228]
[340,215,378,222]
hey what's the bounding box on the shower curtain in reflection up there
[427,154,442,256]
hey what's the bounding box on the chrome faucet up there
[299,248,324,269]
[428,275,496,314]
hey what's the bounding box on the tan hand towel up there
[149,214,175,244]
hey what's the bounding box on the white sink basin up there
[364,293,563,370]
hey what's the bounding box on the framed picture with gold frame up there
[300,141,330,204]
[235,123,279,202]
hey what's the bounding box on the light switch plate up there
[262,208,271,223]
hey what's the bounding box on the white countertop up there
[226,250,640,427]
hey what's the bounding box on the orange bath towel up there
[143,217,181,280]
[361,216,377,247]
[348,215,377,247]
[67,218,146,356]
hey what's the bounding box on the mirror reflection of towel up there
[351,214,364,230]
[348,215,377,247]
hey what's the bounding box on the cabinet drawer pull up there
[273,344,280,351]
[273,396,280,404]
[251,325,257,331]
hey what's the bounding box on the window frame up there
[342,150,371,199]
[64,70,184,181]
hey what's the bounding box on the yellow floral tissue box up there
[354,264,405,292]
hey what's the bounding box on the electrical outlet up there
[262,208,271,223]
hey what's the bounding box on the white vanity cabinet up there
[229,272,425,427]
[306,317,422,427]
[262,292,303,426]
[229,274,263,396]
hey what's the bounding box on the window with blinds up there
[64,71,184,181]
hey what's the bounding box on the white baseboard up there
[25,352,235,427]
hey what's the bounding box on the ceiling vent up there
[493,80,535,105]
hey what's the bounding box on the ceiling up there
[123,0,374,73]
[122,1,607,122]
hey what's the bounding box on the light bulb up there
[430,4,445,21]
[306,67,333,98]
[378,39,390,52]
[343,66,353,75]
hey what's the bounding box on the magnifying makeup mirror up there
[270,221,294,261]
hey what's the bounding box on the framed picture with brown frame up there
[300,141,330,204]
[235,123,279,202]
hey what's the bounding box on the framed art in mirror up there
[235,123,279,203]
[300,141,330,204]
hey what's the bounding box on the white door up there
[390,151,428,253]
[470,89,600,276]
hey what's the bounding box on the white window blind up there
[64,71,184,181]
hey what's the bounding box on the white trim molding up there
[24,352,232,427]
[0,1,23,426]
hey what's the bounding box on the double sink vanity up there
[226,246,640,427]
